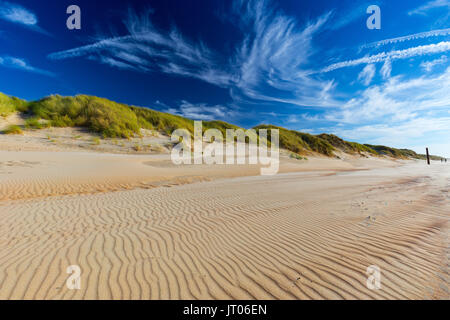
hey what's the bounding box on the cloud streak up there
[49,9,231,87]
[358,64,376,85]
[0,1,49,35]
[408,0,450,16]
[420,55,447,71]
[166,100,238,121]
[322,41,450,73]
[361,28,450,49]
[0,56,55,76]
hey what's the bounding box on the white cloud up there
[361,28,450,49]
[321,67,450,156]
[332,117,450,156]
[0,56,54,76]
[166,101,238,121]
[0,1,36,25]
[0,1,49,34]
[408,0,450,16]
[327,67,450,124]
[358,64,376,85]
[322,41,450,73]
[420,55,447,71]
[380,59,392,79]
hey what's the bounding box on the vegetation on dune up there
[365,144,407,158]
[253,125,335,156]
[132,108,241,137]
[131,106,193,134]
[3,125,23,135]
[203,120,242,138]
[25,117,50,129]
[0,91,445,159]
[364,145,445,161]
[0,92,28,117]
[318,134,378,155]
[29,95,140,138]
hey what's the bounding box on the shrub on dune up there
[25,117,50,129]
[3,125,23,135]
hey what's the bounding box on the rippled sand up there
[0,150,448,299]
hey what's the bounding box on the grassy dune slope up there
[1,92,445,159]
[0,93,28,117]
[365,145,445,161]
[254,125,335,156]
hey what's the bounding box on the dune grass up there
[0,93,28,117]
[131,106,193,134]
[29,95,140,138]
[364,144,411,159]
[365,145,445,161]
[25,117,50,129]
[317,134,378,155]
[3,125,23,135]
[254,125,335,156]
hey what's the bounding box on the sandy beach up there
[0,144,448,300]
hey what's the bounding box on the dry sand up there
[0,130,448,300]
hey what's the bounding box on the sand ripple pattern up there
[0,169,448,299]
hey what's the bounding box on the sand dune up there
[0,149,448,300]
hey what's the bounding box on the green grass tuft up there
[25,117,50,129]
[3,125,23,135]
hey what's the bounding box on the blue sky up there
[0,0,449,156]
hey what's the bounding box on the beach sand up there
[0,144,448,299]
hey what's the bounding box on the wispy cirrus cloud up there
[361,28,450,49]
[408,0,450,16]
[166,100,239,121]
[328,2,377,31]
[358,64,376,85]
[49,1,340,108]
[0,1,49,35]
[420,55,447,71]
[380,59,392,79]
[0,56,55,76]
[49,9,231,87]
[322,41,450,73]
[230,0,338,107]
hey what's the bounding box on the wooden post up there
[426,148,430,165]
